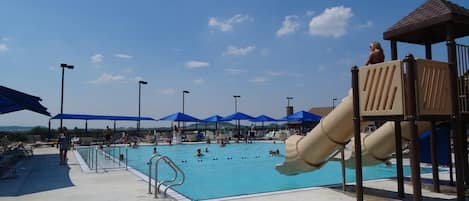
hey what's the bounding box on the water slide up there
[275,91,430,175]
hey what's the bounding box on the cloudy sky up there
[1,0,468,128]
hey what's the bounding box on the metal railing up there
[456,43,469,114]
[79,145,128,172]
[147,153,185,198]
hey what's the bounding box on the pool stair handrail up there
[147,153,185,199]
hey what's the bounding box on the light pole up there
[59,63,74,129]
[138,80,148,132]
[182,90,190,114]
[233,95,241,137]
[233,95,240,112]
[332,98,338,109]
[287,97,293,107]
[181,90,190,129]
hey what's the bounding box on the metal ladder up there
[147,153,185,198]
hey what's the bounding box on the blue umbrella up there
[221,112,255,141]
[251,115,279,133]
[282,110,321,122]
[203,115,225,122]
[159,112,200,122]
[221,112,255,121]
[202,115,225,131]
[251,115,278,122]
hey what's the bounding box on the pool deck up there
[0,146,462,201]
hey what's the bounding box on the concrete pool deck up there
[0,147,462,201]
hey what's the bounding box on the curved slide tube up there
[275,92,430,175]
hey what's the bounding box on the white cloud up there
[260,48,270,56]
[356,20,373,29]
[0,44,8,54]
[309,6,353,38]
[225,45,256,56]
[171,48,184,52]
[225,68,246,75]
[306,10,316,16]
[114,53,133,59]
[185,61,210,69]
[193,78,205,85]
[131,76,144,82]
[266,71,286,76]
[89,73,125,84]
[208,14,252,32]
[157,88,176,95]
[276,16,300,37]
[250,76,269,83]
[2,37,10,41]
[91,53,103,63]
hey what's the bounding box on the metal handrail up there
[147,153,186,198]
[156,156,178,195]
[147,153,161,194]
[162,158,186,197]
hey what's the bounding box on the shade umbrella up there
[159,112,200,122]
[282,110,321,122]
[159,112,200,143]
[221,112,255,141]
[251,115,279,133]
[202,115,225,141]
[203,115,224,130]
[282,111,321,134]
[0,85,50,116]
[221,112,255,121]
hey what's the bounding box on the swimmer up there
[153,147,157,154]
[204,147,209,152]
[196,148,204,157]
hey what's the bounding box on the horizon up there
[1,0,468,129]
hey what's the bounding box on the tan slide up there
[275,91,430,175]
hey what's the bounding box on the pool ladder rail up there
[147,153,186,199]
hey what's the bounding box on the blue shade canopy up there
[202,115,225,122]
[51,113,156,121]
[251,115,278,122]
[221,112,255,121]
[159,112,200,122]
[0,85,50,116]
[282,110,321,122]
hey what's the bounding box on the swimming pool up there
[78,143,432,200]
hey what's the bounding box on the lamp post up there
[181,90,190,129]
[182,90,190,114]
[138,80,148,132]
[233,95,241,137]
[59,63,74,129]
[287,97,293,107]
[332,98,338,109]
[233,95,240,112]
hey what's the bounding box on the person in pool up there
[196,148,204,157]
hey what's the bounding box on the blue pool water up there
[79,143,432,200]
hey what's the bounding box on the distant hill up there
[0,126,37,132]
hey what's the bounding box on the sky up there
[1,0,469,129]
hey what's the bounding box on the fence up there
[77,145,128,172]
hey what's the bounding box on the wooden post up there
[425,42,432,60]
[430,121,440,192]
[391,40,398,60]
[394,121,405,198]
[404,54,422,201]
[447,25,466,201]
[351,66,363,201]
